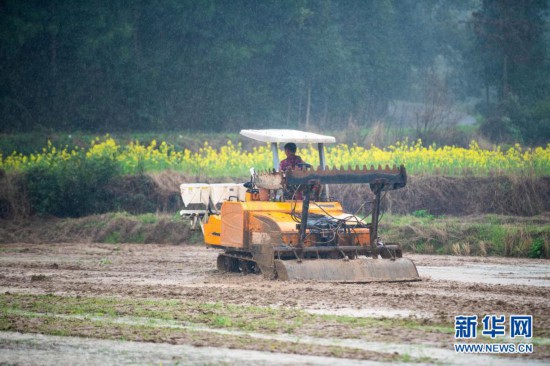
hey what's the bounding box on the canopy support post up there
[271,142,280,171]
[317,143,329,200]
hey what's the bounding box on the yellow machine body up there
[199,195,419,282]
[203,201,370,249]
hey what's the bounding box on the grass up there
[4,292,548,360]
[380,214,550,258]
[103,232,120,244]
[136,213,160,224]
[0,311,411,362]
[0,292,447,362]
[323,313,454,335]
[0,293,450,337]
[98,258,112,266]
[2,211,548,258]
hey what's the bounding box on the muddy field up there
[1,242,549,365]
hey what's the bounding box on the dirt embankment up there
[339,175,550,216]
[0,213,191,245]
[149,172,550,217]
[1,171,550,220]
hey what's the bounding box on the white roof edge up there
[240,129,336,144]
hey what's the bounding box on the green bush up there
[411,209,435,220]
[529,237,547,259]
[479,96,523,143]
[480,95,550,145]
[25,154,121,217]
[523,99,550,145]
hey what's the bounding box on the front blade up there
[274,258,420,282]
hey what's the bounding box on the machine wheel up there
[238,259,260,275]
[217,254,239,272]
[379,247,393,259]
[378,244,403,259]
[217,253,261,274]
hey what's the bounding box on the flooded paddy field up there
[0,243,549,365]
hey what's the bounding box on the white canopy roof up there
[240,129,336,144]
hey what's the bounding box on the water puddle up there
[418,263,550,287]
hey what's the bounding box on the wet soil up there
[1,242,549,364]
[0,332,391,366]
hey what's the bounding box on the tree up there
[414,70,458,143]
[472,0,548,103]
[472,0,550,143]
[1,0,518,135]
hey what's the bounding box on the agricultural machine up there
[180,129,419,282]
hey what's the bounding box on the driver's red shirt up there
[279,155,304,171]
